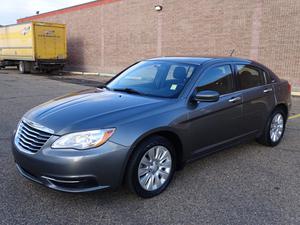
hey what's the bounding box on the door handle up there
[263,88,273,93]
[228,96,241,103]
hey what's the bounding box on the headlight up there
[52,129,115,150]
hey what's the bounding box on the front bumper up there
[12,134,130,193]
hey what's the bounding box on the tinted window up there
[107,61,196,98]
[263,70,272,83]
[197,65,234,95]
[236,65,266,89]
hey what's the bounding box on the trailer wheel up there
[19,61,30,74]
[19,61,25,74]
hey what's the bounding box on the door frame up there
[184,62,246,160]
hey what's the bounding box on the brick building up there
[18,0,300,90]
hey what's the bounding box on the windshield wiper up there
[113,88,143,95]
[98,84,111,90]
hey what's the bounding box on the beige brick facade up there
[19,0,300,89]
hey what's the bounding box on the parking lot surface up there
[0,70,299,225]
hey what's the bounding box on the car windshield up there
[107,60,197,98]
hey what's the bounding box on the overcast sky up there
[0,0,93,25]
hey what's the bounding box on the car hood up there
[24,88,170,135]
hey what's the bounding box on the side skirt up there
[186,131,258,164]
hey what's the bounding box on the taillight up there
[288,82,292,93]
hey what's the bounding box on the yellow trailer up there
[0,21,67,73]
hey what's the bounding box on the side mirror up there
[193,90,220,102]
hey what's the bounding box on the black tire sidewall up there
[127,136,176,198]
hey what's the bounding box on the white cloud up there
[0,0,93,25]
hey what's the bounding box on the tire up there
[19,61,25,74]
[126,136,176,198]
[257,108,287,147]
[19,61,30,74]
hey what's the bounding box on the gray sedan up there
[12,57,292,198]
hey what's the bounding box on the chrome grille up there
[16,120,53,153]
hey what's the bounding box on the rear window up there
[236,65,266,89]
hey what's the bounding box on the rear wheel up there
[257,108,287,146]
[126,136,176,198]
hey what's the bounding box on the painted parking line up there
[288,113,300,120]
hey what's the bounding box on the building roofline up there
[17,0,120,23]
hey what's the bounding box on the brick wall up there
[19,0,300,89]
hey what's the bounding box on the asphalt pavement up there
[0,69,299,225]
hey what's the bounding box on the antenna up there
[230,49,235,56]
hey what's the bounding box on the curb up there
[292,92,300,97]
[62,71,115,77]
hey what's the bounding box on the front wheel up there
[126,136,176,198]
[19,61,31,74]
[257,108,287,146]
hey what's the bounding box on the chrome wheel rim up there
[138,145,172,191]
[19,63,24,73]
[270,113,284,142]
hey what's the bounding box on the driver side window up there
[197,65,234,95]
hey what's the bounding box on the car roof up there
[147,56,252,65]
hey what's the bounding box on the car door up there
[187,64,243,157]
[235,64,276,134]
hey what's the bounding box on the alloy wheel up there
[270,113,284,143]
[138,145,172,191]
